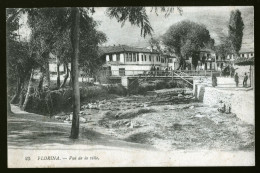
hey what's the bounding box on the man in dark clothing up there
[212,74,217,87]
[243,72,248,87]
[234,73,239,87]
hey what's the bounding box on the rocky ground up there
[53,90,255,152]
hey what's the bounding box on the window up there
[169,59,173,63]
[129,53,132,62]
[119,68,125,76]
[149,55,151,61]
[125,53,128,62]
[142,55,144,61]
[116,54,120,61]
[133,53,136,62]
[159,56,161,62]
[109,54,112,61]
[145,55,147,61]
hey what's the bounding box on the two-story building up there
[99,45,175,76]
[186,48,217,71]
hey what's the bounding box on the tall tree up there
[215,39,233,60]
[228,9,244,56]
[162,20,214,70]
[70,7,80,139]
[7,9,34,106]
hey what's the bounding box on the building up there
[196,48,217,71]
[239,49,254,59]
[99,45,176,76]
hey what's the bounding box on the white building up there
[99,45,176,76]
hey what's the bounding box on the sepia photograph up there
[6,6,255,167]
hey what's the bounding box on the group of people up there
[212,72,249,88]
[149,65,171,76]
[234,72,249,87]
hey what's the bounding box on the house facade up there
[239,50,254,59]
[100,45,176,76]
[196,48,217,71]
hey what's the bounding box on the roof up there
[234,57,254,66]
[99,45,159,56]
[239,48,254,53]
[199,48,215,53]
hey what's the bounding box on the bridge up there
[97,70,221,88]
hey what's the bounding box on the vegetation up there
[215,9,244,59]
[228,9,244,56]
[162,20,214,70]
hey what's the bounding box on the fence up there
[100,70,221,77]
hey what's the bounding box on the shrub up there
[153,80,167,90]
[106,84,127,96]
[80,86,108,100]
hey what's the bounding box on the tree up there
[228,9,244,56]
[162,20,214,70]
[6,9,34,106]
[215,39,233,60]
[69,7,80,139]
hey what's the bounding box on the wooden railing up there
[100,70,220,77]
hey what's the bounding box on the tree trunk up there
[7,96,13,115]
[60,63,70,88]
[45,60,51,87]
[38,68,44,91]
[19,89,25,108]
[57,61,60,88]
[70,7,80,139]
[10,77,22,104]
[69,69,73,87]
[22,69,34,111]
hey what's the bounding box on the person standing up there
[243,72,248,87]
[212,74,217,87]
[234,72,239,87]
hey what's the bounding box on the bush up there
[80,86,108,101]
[153,80,167,90]
[106,84,127,96]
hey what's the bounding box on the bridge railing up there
[101,70,220,77]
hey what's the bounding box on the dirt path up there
[8,105,154,151]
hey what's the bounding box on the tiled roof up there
[99,45,159,56]
[239,48,254,53]
[234,57,254,66]
[199,48,215,53]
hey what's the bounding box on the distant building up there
[239,49,254,58]
[196,48,216,71]
[48,53,71,75]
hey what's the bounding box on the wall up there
[193,82,254,125]
[110,65,152,76]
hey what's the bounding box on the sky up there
[18,6,254,51]
[91,6,254,51]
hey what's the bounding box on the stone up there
[99,104,105,109]
[178,94,183,97]
[195,114,206,118]
[79,117,87,123]
[54,116,61,119]
[189,106,195,109]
